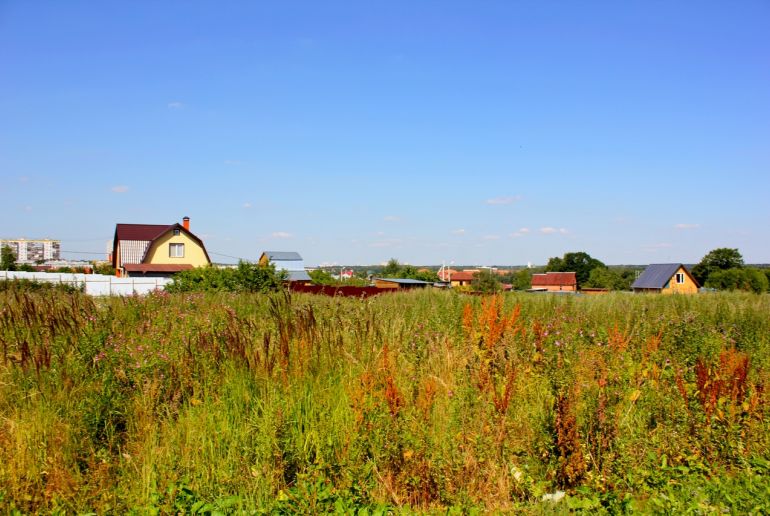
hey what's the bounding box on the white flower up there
[541,491,566,503]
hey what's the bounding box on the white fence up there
[0,271,172,296]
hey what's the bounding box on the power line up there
[208,251,251,261]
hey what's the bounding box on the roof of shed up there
[286,270,312,282]
[632,264,695,289]
[531,272,577,286]
[263,251,303,261]
[375,278,432,285]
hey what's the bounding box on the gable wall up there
[662,265,699,294]
[143,231,210,266]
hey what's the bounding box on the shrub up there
[166,261,287,293]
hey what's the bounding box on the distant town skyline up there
[2,2,769,266]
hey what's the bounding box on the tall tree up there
[692,248,744,285]
[1,245,17,271]
[472,269,501,293]
[545,251,605,288]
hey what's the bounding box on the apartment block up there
[0,238,61,263]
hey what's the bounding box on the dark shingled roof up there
[632,264,692,289]
[115,224,172,242]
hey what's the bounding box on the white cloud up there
[511,227,530,238]
[243,202,252,209]
[485,195,522,206]
[271,231,292,239]
[383,215,401,222]
[452,228,466,235]
[540,227,568,235]
[111,185,129,193]
[167,101,184,109]
[482,235,501,241]
[675,223,700,230]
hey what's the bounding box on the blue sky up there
[2,1,769,266]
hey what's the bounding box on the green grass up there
[1,288,769,513]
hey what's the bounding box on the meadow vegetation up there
[1,284,770,513]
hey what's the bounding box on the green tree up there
[584,267,633,291]
[503,269,533,290]
[692,248,744,285]
[1,244,17,271]
[545,251,605,288]
[381,258,402,277]
[472,269,501,293]
[377,259,438,282]
[309,268,336,285]
[167,261,286,293]
[705,267,768,294]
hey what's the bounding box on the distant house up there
[445,271,476,288]
[437,268,459,282]
[259,251,312,283]
[112,217,211,277]
[530,272,577,292]
[374,278,432,290]
[632,264,699,294]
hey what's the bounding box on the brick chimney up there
[182,216,190,231]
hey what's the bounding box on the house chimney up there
[182,216,190,231]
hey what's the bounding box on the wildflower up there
[542,491,566,503]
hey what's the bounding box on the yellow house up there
[111,217,211,277]
[632,263,699,294]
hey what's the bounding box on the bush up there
[705,267,769,293]
[166,261,287,293]
[0,278,84,294]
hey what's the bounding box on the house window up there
[675,273,685,284]
[173,228,180,236]
[169,243,185,258]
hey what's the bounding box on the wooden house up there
[632,264,699,294]
[112,217,211,277]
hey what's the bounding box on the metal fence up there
[0,271,172,296]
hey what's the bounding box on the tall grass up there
[1,288,769,512]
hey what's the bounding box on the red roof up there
[123,264,194,273]
[531,272,577,287]
[448,271,477,281]
[115,224,173,242]
[437,268,458,281]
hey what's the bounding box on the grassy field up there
[1,286,770,513]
